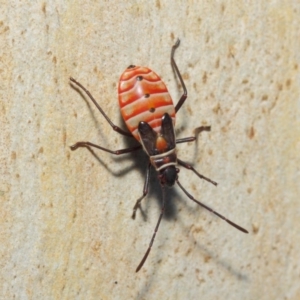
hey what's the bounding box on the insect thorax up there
[149,148,177,171]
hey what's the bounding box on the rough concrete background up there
[1,1,300,299]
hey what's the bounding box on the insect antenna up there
[176,179,248,234]
[136,185,167,272]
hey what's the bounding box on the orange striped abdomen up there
[118,65,175,141]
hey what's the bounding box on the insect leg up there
[70,141,141,154]
[176,125,212,144]
[176,179,248,233]
[136,185,166,272]
[132,162,151,220]
[194,125,211,135]
[171,39,187,113]
[177,158,217,186]
[176,137,196,144]
[70,77,133,137]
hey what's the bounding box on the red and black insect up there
[70,39,248,272]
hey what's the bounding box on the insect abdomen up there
[118,66,175,141]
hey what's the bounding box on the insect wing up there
[161,113,176,151]
[138,121,158,156]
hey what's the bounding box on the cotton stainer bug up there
[70,39,248,272]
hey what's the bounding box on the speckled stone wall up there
[1,2,299,299]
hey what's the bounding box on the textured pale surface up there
[1,2,300,299]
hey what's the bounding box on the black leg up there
[136,185,166,272]
[132,162,151,219]
[176,125,212,144]
[194,125,211,135]
[176,179,248,234]
[70,77,133,137]
[171,39,187,113]
[70,141,141,155]
[177,158,217,186]
[176,136,196,144]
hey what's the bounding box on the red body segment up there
[118,65,175,141]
